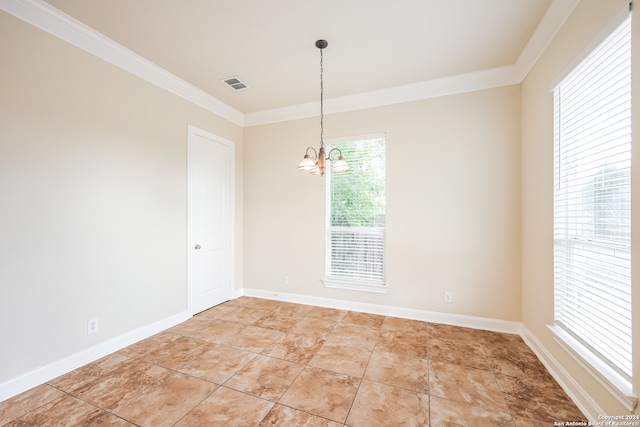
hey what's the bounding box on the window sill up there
[547,325,637,411]
[322,277,388,294]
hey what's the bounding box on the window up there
[324,134,386,293]
[553,15,632,393]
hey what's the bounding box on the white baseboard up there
[240,288,521,334]
[520,326,604,421]
[0,310,190,402]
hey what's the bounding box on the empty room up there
[1,0,639,425]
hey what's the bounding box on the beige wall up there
[5,0,638,416]
[244,86,522,320]
[521,0,637,415]
[0,11,242,383]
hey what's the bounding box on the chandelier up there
[297,40,349,176]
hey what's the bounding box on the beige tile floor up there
[0,296,586,426]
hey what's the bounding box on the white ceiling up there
[18,0,575,125]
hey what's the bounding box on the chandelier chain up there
[320,46,324,149]
[297,39,348,176]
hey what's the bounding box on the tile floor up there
[0,296,586,426]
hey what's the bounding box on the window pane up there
[326,136,386,284]
[553,17,631,381]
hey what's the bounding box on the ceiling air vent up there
[221,76,248,91]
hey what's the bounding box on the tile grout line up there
[480,341,515,423]
[341,339,376,426]
[427,358,432,427]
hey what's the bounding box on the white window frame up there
[549,13,635,409]
[323,133,387,294]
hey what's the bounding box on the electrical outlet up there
[87,318,99,334]
[444,292,453,303]
[283,276,289,286]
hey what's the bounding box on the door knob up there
[194,244,202,250]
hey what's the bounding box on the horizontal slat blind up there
[553,16,632,380]
[326,137,385,284]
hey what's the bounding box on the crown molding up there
[243,65,521,127]
[1,0,578,128]
[512,0,581,81]
[244,0,579,127]
[0,0,244,126]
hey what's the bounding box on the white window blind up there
[326,136,386,287]
[553,16,632,382]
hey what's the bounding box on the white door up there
[188,126,234,315]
